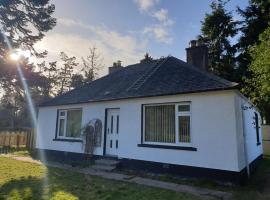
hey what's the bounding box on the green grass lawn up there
[1,153,270,200]
[0,156,203,200]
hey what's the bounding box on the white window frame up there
[175,103,192,146]
[143,102,192,147]
[57,108,82,139]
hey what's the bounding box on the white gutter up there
[241,102,250,178]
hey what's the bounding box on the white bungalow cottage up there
[37,41,263,182]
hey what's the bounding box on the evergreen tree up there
[58,52,78,95]
[0,0,56,58]
[237,0,270,78]
[140,53,154,63]
[41,61,58,98]
[0,0,56,127]
[71,74,85,89]
[200,0,238,81]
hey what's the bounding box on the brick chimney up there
[108,60,123,74]
[186,40,208,71]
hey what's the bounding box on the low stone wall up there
[262,125,270,156]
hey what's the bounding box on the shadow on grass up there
[0,165,201,200]
[0,168,81,200]
[0,177,44,200]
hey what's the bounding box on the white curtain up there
[145,105,175,143]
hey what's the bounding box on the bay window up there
[57,109,82,139]
[143,103,191,145]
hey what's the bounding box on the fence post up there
[26,129,34,150]
[26,130,29,149]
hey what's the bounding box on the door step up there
[92,164,116,171]
[92,158,120,172]
[95,159,120,166]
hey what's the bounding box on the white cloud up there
[134,1,174,44]
[35,18,147,76]
[134,0,159,12]
[143,25,172,44]
[153,8,167,21]
[152,9,174,26]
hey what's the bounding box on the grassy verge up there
[0,156,203,200]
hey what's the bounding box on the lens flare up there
[0,26,49,195]
[9,49,31,61]
[10,51,21,61]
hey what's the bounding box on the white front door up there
[106,109,120,156]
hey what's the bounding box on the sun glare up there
[10,52,20,61]
[9,49,31,61]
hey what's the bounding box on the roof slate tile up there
[40,56,237,107]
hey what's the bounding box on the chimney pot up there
[189,40,197,48]
[117,60,122,66]
[109,60,123,74]
[196,39,204,46]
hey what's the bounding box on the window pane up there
[59,119,65,136]
[178,105,190,112]
[111,116,113,134]
[66,110,82,138]
[116,115,119,134]
[60,111,65,116]
[145,105,175,143]
[178,116,190,143]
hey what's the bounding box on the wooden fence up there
[0,129,35,153]
[262,125,270,156]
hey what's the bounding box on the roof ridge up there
[126,57,169,91]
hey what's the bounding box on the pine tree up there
[42,61,58,98]
[0,0,56,127]
[200,0,238,81]
[58,52,78,95]
[237,0,270,79]
[71,74,85,89]
[0,0,56,58]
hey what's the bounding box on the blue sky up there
[35,0,248,76]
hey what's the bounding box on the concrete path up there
[1,154,232,200]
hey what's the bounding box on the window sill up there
[53,138,82,143]
[137,143,197,151]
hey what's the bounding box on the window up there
[254,112,260,145]
[177,105,191,143]
[144,103,191,145]
[57,109,82,139]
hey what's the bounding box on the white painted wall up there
[239,96,263,169]
[37,90,247,172]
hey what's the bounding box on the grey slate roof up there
[40,56,238,107]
